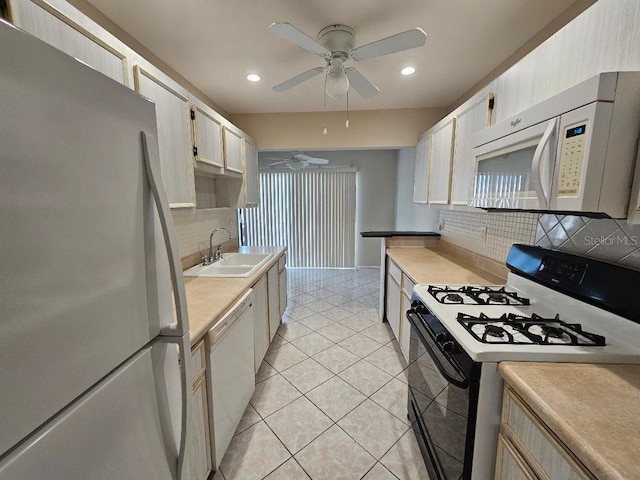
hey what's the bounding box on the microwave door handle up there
[530,118,557,207]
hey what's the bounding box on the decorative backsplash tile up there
[171,208,238,259]
[438,209,538,263]
[438,208,640,272]
[536,214,640,271]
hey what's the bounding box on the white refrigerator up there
[0,19,191,479]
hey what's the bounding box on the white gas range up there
[406,244,640,480]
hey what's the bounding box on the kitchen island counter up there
[499,362,640,480]
[184,246,287,345]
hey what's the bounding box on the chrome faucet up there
[204,227,233,265]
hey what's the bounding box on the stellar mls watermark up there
[583,235,638,247]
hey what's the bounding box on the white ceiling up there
[86,0,588,114]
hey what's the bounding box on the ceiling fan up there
[269,22,427,99]
[266,153,330,170]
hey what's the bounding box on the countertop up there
[184,246,287,345]
[360,231,441,238]
[386,246,505,285]
[499,362,640,480]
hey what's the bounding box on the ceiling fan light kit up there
[268,22,427,99]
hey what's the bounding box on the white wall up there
[259,150,398,267]
[395,148,440,232]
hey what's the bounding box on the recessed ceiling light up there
[246,74,261,82]
[401,66,416,76]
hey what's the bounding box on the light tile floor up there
[215,268,429,480]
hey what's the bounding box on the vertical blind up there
[242,169,356,268]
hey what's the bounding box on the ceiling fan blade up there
[345,68,380,98]
[269,22,330,57]
[267,160,291,166]
[294,153,329,164]
[273,67,324,92]
[350,28,427,61]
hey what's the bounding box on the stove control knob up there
[435,332,449,343]
[441,341,461,354]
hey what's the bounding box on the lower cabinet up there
[497,386,592,480]
[252,275,269,371]
[267,263,280,340]
[278,255,287,318]
[384,256,416,363]
[188,340,212,480]
[385,258,402,340]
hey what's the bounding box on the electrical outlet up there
[438,219,446,231]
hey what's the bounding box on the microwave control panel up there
[556,123,588,196]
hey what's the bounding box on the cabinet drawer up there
[278,254,286,272]
[495,434,537,480]
[502,388,591,480]
[387,258,402,284]
[190,340,206,383]
[401,274,415,297]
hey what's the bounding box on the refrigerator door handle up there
[141,131,189,338]
[141,132,192,480]
[156,334,191,480]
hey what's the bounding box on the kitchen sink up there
[183,253,272,278]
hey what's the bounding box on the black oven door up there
[406,303,480,480]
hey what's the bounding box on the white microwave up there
[471,72,640,218]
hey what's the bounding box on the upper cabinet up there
[134,63,195,208]
[8,0,133,86]
[428,117,456,204]
[7,0,259,211]
[413,133,431,204]
[191,102,224,171]
[450,92,494,205]
[222,127,244,174]
[414,88,495,207]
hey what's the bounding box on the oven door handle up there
[406,309,470,390]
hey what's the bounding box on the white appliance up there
[207,290,255,469]
[471,72,640,217]
[406,244,640,480]
[0,20,191,479]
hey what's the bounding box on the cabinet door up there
[252,275,269,371]
[223,127,244,173]
[451,93,493,205]
[9,0,132,86]
[385,274,401,341]
[267,264,280,340]
[413,134,431,203]
[188,374,212,480]
[192,104,224,169]
[243,139,259,206]
[134,64,195,208]
[428,118,456,204]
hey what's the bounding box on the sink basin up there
[183,253,272,278]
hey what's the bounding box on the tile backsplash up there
[438,209,538,263]
[171,208,238,260]
[437,208,640,271]
[535,214,640,270]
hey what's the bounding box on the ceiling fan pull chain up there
[346,91,350,128]
[323,80,328,135]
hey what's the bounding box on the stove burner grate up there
[428,285,530,306]
[457,312,606,346]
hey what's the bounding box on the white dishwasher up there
[207,289,255,469]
